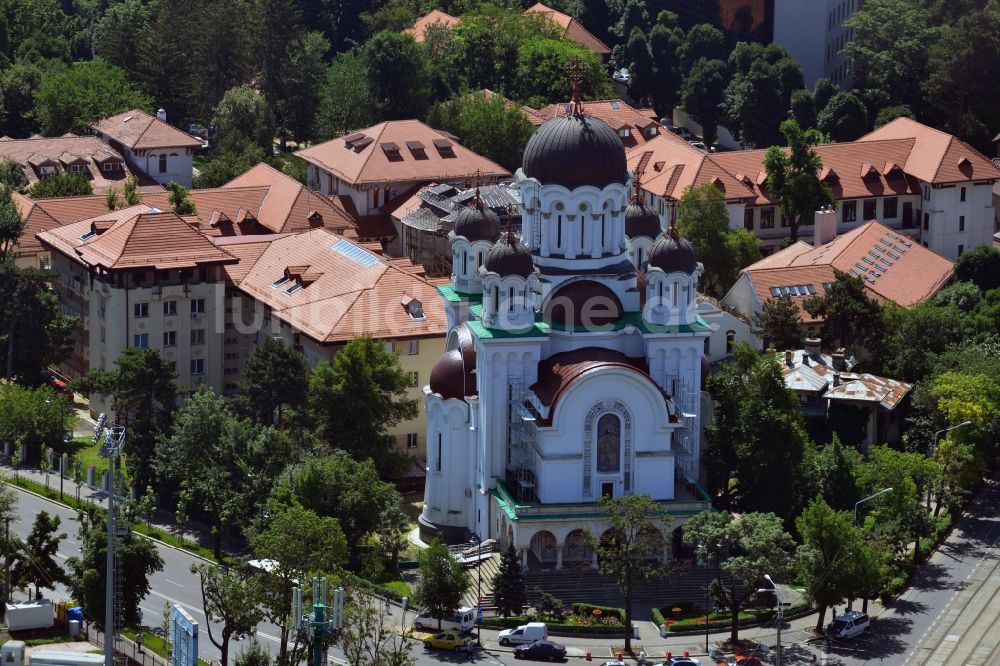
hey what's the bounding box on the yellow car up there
[422,630,469,651]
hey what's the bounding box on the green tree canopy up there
[0,184,26,260]
[0,62,42,138]
[94,0,151,76]
[28,171,93,198]
[315,51,376,141]
[492,543,527,618]
[681,58,728,147]
[752,295,803,352]
[214,85,276,155]
[763,119,835,242]
[803,270,883,353]
[426,90,534,172]
[33,58,151,136]
[192,562,264,666]
[414,539,470,631]
[954,245,1000,292]
[801,435,863,511]
[513,38,610,106]
[361,31,433,121]
[0,265,76,385]
[675,183,735,295]
[678,23,726,72]
[238,337,311,425]
[817,91,869,141]
[11,510,66,599]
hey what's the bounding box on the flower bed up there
[652,602,813,633]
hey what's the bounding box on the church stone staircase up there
[462,553,502,610]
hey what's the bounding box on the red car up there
[51,379,73,400]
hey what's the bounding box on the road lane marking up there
[148,590,204,617]
[56,552,70,559]
[164,579,185,588]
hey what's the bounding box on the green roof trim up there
[436,285,482,303]
[467,320,549,339]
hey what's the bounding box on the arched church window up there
[492,286,499,313]
[579,215,585,252]
[508,286,515,312]
[596,413,621,473]
[672,282,679,307]
[600,214,606,249]
[557,215,562,250]
[478,252,483,267]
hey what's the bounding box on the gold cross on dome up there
[562,56,585,114]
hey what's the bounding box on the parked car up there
[612,68,631,83]
[422,630,467,651]
[413,606,474,632]
[51,378,73,400]
[498,622,548,645]
[513,639,566,661]
[665,655,701,665]
[726,657,763,666]
[826,611,871,640]
[689,141,716,152]
[669,125,693,140]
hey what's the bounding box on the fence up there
[90,628,171,666]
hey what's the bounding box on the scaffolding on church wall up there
[667,374,700,487]
[506,378,539,503]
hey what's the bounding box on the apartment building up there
[774,0,860,88]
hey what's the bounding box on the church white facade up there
[419,109,714,571]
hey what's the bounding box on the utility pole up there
[98,422,125,666]
[760,574,783,666]
[293,578,344,666]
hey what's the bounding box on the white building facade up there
[773,0,859,88]
[419,111,713,570]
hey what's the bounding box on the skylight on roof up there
[271,276,290,288]
[610,101,620,109]
[285,283,302,294]
[331,239,380,267]
[79,230,96,241]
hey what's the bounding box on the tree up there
[796,497,863,631]
[684,510,795,643]
[675,183,734,294]
[233,640,271,666]
[33,59,152,136]
[0,384,68,469]
[0,185,26,261]
[680,58,728,147]
[191,0,255,123]
[168,182,197,215]
[280,31,330,143]
[192,562,264,666]
[106,177,142,211]
[65,507,164,629]
[790,89,817,130]
[625,28,655,106]
[193,143,268,189]
[255,0,305,135]
[491,543,527,618]
[803,270,883,353]
[339,589,416,666]
[307,335,418,476]
[360,31,433,121]
[0,63,43,138]
[752,296,803,351]
[315,52,376,141]
[513,39,610,106]
[238,337,311,425]
[375,497,408,572]
[136,1,198,127]
[213,86,276,156]
[28,172,93,198]
[0,265,75,385]
[678,23,726,72]
[874,105,915,127]
[648,23,684,114]
[0,159,28,192]
[425,90,534,173]
[534,590,565,622]
[74,348,176,492]
[414,539,469,631]
[726,228,762,279]
[802,435,862,511]
[11,510,66,599]
[248,502,347,666]
[954,245,1000,292]
[817,91,869,141]
[588,494,668,653]
[704,344,809,516]
[94,0,151,76]
[763,119,835,242]
[0,485,18,602]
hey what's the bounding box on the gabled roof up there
[626,134,756,203]
[295,120,509,187]
[737,221,953,322]
[527,99,664,147]
[524,3,610,55]
[217,229,446,343]
[824,372,912,411]
[91,109,202,150]
[0,136,154,194]
[405,9,460,41]
[859,117,1000,184]
[39,211,237,271]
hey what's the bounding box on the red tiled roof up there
[524,3,610,55]
[0,136,147,195]
[626,134,756,202]
[824,372,912,410]
[741,221,953,322]
[531,347,651,407]
[527,99,664,147]
[859,117,1000,184]
[296,120,509,187]
[405,9,459,41]
[10,192,60,257]
[221,229,446,343]
[91,109,202,150]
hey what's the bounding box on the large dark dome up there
[649,228,697,274]
[544,280,623,328]
[483,234,534,277]
[429,349,467,400]
[452,202,501,242]
[523,114,627,189]
[624,202,661,239]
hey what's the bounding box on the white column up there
[556,545,564,571]
[521,547,529,572]
[566,216,577,259]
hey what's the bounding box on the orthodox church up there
[419,94,713,571]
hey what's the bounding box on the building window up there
[411,371,418,387]
[163,300,177,316]
[958,244,964,256]
[704,338,711,355]
[596,413,621,473]
[158,154,167,174]
[883,197,898,219]
[133,302,148,318]
[923,212,929,230]
[168,361,176,372]
[133,333,149,348]
[407,433,418,449]
[760,207,774,229]
[191,298,206,316]
[436,434,442,472]
[190,358,205,376]
[863,199,876,220]
[959,215,965,232]
[190,329,205,345]
[744,207,754,230]
[842,201,857,223]
[923,185,930,200]
[556,215,562,249]
[163,331,176,347]
[960,186,966,202]
[726,330,736,354]
[408,340,419,355]
[618,128,630,139]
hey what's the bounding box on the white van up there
[413,607,474,632]
[826,611,870,640]
[498,622,547,645]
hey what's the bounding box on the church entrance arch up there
[564,529,593,567]
[583,400,633,498]
[529,530,558,568]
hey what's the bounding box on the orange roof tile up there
[221,230,446,343]
[626,134,756,202]
[39,211,237,271]
[527,99,665,147]
[0,136,144,194]
[859,117,1000,184]
[524,3,610,55]
[91,109,202,150]
[405,9,460,41]
[295,120,509,187]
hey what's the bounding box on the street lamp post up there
[759,574,783,666]
[928,421,973,509]
[854,487,893,524]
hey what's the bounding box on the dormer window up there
[402,295,426,320]
[618,129,630,138]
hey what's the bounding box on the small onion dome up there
[624,201,661,239]
[429,349,467,400]
[446,324,478,396]
[483,232,533,277]
[452,201,501,242]
[649,225,697,274]
[522,114,627,190]
[701,354,712,390]
[544,279,624,327]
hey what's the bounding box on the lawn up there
[126,627,211,666]
[52,436,110,476]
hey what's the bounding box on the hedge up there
[479,616,631,636]
[652,602,813,633]
[570,602,625,623]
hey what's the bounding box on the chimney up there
[804,337,822,357]
[156,108,167,122]
[832,348,846,371]
[832,371,841,387]
[784,350,794,366]
[813,206,837,246]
